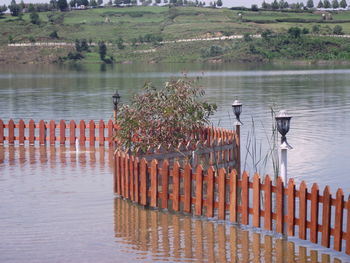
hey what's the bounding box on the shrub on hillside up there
[201,45,225,57]
[333,25,344,35]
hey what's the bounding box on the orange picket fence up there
[114,152,350,256]
[0,119,238,148]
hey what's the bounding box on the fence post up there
[172,161,180,212]
[39,120,46,145]
[183,163,192,213]
[18,119,25,145]
[229,169,238,223]
[206,166,215,218]
[195,165,203,216]
[235,124,241,177]
[0,119,4,145]
[161,160,169,209]
[8,120,15,145]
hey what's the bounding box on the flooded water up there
[1,63,350,262]
[0,146,347,262]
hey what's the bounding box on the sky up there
[0,0,308,7]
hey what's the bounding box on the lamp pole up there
[232,100,243,177]
[275,110,292,186]
[112,90,121,148]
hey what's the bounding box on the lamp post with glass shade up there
[275,110,292,186]
[112,91,121,147]
[232,100,242,176]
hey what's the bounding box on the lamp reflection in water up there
[114,198,343,263]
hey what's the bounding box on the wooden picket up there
[0,119,234,148]
[114,152,350,256]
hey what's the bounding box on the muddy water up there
[0,146,347,262]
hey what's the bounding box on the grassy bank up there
[1,6,350,64]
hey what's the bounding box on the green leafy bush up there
[201,45,225,57]
[117,79,217,151]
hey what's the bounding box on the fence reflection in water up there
[0,145,115,169]
[113,198,344,263]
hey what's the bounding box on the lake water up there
[1,63,350,262]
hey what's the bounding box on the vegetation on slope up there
[1,6,350,64]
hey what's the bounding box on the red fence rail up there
[114,152,350,256]
[0,119,237,148]
[0,119,116,146]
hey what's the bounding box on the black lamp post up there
[232,99,243,125]
[275,110,292,187]
[112,91,121,148]
[275,110,292,147]
[112,90,121,112]
[232,99,242,177]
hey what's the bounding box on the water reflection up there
[0,145,114,169]
[113,198,345,263]
[0,146,348,262]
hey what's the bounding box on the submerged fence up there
[0,119,236,148]
[114,152,350,256]
[114,198,340,263]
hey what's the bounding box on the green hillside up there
[1,6,350,64]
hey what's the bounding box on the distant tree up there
[107,0,113,5]
[75,39,82,52]
[50,30,59,38]
[217,0,223,6]
[307,0,314,8]
[0,5,7,16]
[333,25,344,34]
[332,0,339,7]
[302,27,309,34]
[317,0,324,7]
[271,0,279,9]
[57,0,68,10]
[312,24,320,33]
[30,11,40,24]
[98,41,107,61]
[261,0,269,9]
[155,0,161,3]
[251,4,259,10]
[340,0,347,7]
[19,0,25,10]
[50,0,58,9]
[278,0,285,9]
[282,1,289,8]
[90,0,97,6]
[116,37,125,49]
[29,35,36,43]
[324,0,331,8]
[81,0,89,5]
[131,0,137,5]
[288,26,302,38]
[8,35,14,43]
[131,38,137,46]
[114,0,123,5]
[28,3,35,11]
[261,29,273,40]
[69,0,76,7]
[243,33,252,41]
[9,3,21,16]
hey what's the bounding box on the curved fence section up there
[114,152,350,256]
